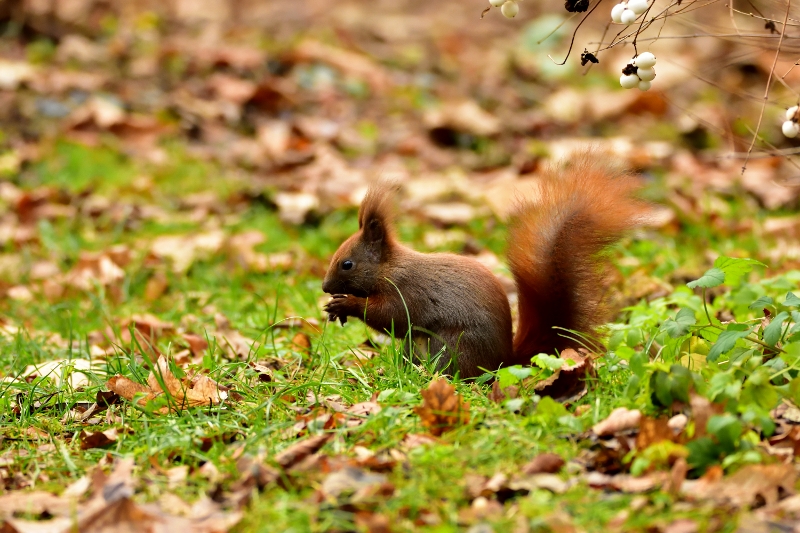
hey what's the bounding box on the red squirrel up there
[321,155,650,378]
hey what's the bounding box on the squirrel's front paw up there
[324,294,354,325]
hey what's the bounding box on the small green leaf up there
[785,292,800,307]
[650,370,673,408]
[742,368,780,410]
[686,437,723,474]
[707,413,742,452]
[780,342,800,367]
[748,296,774,311]
[509,366,534,380]
[663,308,697,338]
[707,324,753,362]
[763,312,789,347]
[532,353,565,371]
[498,366,529,388]
[687,268,725,289]
[713,256,767,286]
[629,350,648,378]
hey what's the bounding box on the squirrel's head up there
[322,183,396,297]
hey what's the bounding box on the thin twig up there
[742,0,792,175]
[549,0,606,65]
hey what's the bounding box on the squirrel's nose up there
[321,279,332,294]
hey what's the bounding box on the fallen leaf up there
[21,359,101,389]
[290,332,311,353]
[684,463,796,507]
[584,471,668,493]
[521,453,565,475]
[212,313,258,360]
[424,100,501,137]
[0,60,36,90]
[293,40,390,92]
[273,192,319,225]
[400,433,438,449]
[488,380,519,403]
[592,407,642,437]
[182,333,209,356]
[80,428,119,450]
[635,417,678,449]
[320,466,388,499]
[768,425,800,456]
[150,231,225,274]
[106,356,228,414]
[354,512,392,533]
[414,379,470,436]
[534,348,595,401]
[274,434,332,470]
[663,519,699,533]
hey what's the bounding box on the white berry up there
[628,0,649,14]
[611,3,626,22]
[637,68,655,81]
[620,8,637,24]
[783,120,799,138]
[634,52,657,69]
[620,73,639,89]
[489,0,506,7]
[786,105,799,120]
[501,0,519,18]
[638,80,652,91]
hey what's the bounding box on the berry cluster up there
[489,0,520,18]
[611,0,649,25]
[619,52,657,91]
[783,106,799,138]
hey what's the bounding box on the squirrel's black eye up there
[342,260,353,271]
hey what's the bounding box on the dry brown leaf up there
[413,378,470,437]
[232,454,280,496]
[144,270,169,302]
[274,434,332,470]
[487,380,519,404]
[400,433,438,449]
[768,425,800,455]
[521,453,565,475]
[79,428,119,450]
[320,466,388,499]
[420,203,478,226]
[684,463,796,507]
[354,512,392,533]
[106,375,150,402]
[106,356,227,414]
[635,417,678,449]
[290,332,311,353]
[64,249,127,291]
[690,394,727,441]
[534,348,595,402]
[585,471,669,493]
[273,192,319,225]
[149,231,225,274]
[120,314,174,343]
[666,457,689,496]
[592,407,642,437]
[212,313,258,360]
[424,100,500,137]
[293,40,389,92]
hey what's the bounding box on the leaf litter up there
[2,0,800,530]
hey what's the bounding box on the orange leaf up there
[414,378,470,436]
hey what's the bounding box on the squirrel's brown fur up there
[322,154,650,378]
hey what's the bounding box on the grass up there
[0,140,798,532]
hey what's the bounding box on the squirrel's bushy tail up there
[506,154,650,365]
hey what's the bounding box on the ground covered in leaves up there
[2,0,800,532]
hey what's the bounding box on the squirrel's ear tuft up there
[358,182,397,247]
